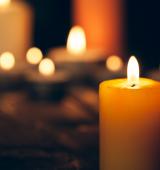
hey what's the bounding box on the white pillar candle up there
[0,0,32,60]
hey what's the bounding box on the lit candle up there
[38,58,55,77]
[73,0,124,55]
[106,55,123,72]
[0,0,32,60]
[93,55,125,87]
[99,56,160,170]
[0,52,15,71]
[26,58,69,101]
[26,47,43,65]
[0,52,24,89]
[49,26,105,63]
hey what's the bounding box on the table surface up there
[0,85,99,170]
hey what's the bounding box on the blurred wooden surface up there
[0,86,99,169]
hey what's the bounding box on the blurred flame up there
[106,55,123,72]
[26,47,43,65]
[127,56,139,86]
[0,0,10,7]
[67,26,86,55]
[0,52,15,71]
[39,58,55,76]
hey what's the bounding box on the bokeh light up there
[39,58,55,76]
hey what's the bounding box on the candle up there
[26,58,69,101]
[26,47,43,65]
[0,51,15,70]
[92,55,125,87]
[0,52,24,90]
[49,26,106,63]
[39,58,55,76]
[99,56,160,170]
[73,0,124,55]
[0,0,32,60]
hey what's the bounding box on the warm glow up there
[127,56,139,86]
[67,26,86,55]
[106,55,123,72]
[0,52,15,71]
[39,58,55,76]
[0,0,10,7]
[26,47,43,65]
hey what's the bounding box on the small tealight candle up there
[26,58,70,101]
[0,52,15,71]
[26,47,43,65]
[49,25,105,63]
[0,52,24,90]
[100,56,160,170]
[106,55,123,72]
[39,58,55,76]
[92,55,125,87]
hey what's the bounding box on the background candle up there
[0,52,25,90]
[49,26,106,63]
[73,0,124,55]
[25,58,69,101]
[99,57,160,170]
[26,47,43,65]
[0,0,32,60]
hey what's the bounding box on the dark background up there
[26,0,160,70]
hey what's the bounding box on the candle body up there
[49,47,105,63]
[99,78,160,170]
[73,0,124,55]
[0,1,32,59]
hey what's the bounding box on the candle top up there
[100,56,160,90]
[100,78,160,90]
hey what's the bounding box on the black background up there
[26,0,160,70]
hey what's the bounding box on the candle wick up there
[131,84,136,87]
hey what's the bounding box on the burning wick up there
[127,56,140,88]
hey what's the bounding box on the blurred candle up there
[99,56,160,170]
[106,55,123,72]
[49,25,106,63]
[26,58,69,101]
[39,58,55,76]
[26,47,43,65]
[0,0,32,60]
[67,26,86,55]
[73,0,124,55]
[0,52,15,71]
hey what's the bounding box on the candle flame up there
[0,0,10,7]
[39,58,55,76]
[26,47,43,65]
[67,26,86,55]
[0,52,15,71]
[127,56,139,86]
[106,55,123,72]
